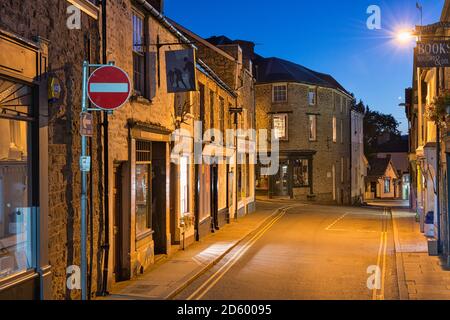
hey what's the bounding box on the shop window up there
[273,114,288,141]
[135,141,152,237]
[293,159,310,188]
[272,84,287,103]
[0,78,36,280]
[256,164,269,190]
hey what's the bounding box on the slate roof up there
[367,157,398,180]
[253,56,349,95]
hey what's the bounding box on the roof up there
[367,157,398,179]
[375,135,409,153]
[254,56,350,96]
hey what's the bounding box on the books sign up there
[415,41,450,67]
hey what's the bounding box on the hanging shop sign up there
[165,49,197,93]
[415,41,450,68]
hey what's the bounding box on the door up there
[113,163,124,282]
[274,161,289,197]
[211,165,219,230]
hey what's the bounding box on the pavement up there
[106,200,288,300]
[391,207,450,300]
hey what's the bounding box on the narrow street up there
[174,203,400,300]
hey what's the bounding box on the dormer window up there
[272,84,287,103]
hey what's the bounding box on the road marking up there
[325,212,350,231]
[187,205,298,300]
[372,208,388,300]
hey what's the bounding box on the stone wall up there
[0,0,103,299]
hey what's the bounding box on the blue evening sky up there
[165,0,445,134]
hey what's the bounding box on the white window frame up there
[309,115,317,141]
[180,156,189,216]
[340,119,344,144]
[272,113,288,141]
[332,117,337,143]
[272,84,288,103]
[308,87,317,106]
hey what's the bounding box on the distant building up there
[253,56,352,204]
[365,157,400,200]
[374,135,410,200]
[351,109,368,204]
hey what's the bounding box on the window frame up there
[308,114,317,141]
[292,158,311,188]
[132,10,146,98]
[308,87,317,106]
[272,83,288,103]
[272,113,288,141]
[332,116,337,143]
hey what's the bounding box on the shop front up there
[0,30,51,299]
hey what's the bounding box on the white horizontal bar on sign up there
[90,83,129,93]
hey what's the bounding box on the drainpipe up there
[100,0,110,296]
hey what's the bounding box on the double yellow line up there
[187,206,296,300]
[372,207,389,300]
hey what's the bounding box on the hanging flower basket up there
[426,91,450,124]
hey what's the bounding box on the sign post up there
[80,61,130,300]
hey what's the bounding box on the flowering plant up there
[426,91,450,124]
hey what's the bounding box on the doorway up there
[113,163,124,282]
[151,142,167,255]
[273,161,289,197]
[210,164,219,231]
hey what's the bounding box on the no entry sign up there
[87,65,131,111]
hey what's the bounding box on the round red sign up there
[87,65,131,111]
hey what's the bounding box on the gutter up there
[135,0,237,97]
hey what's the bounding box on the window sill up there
[130,95,152,105]
[136,229,154,242]
[66,0,99,19]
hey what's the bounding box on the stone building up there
[351,108,368,204]
[0,0,256,300]
[254,57,352,204]
[0,0,103,299]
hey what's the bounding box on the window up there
[209,90,215,129]
[273,114,288,140]
[340,96,344,113]
[309,115,317,141]
[293,159,310,187]
[135,141,152,237]
[133,12,145,96]
[219,97,225,134]
[341,157,344,183]
[340,119,343,144]
[384,178,391,193]
[0,79,36,280]
[199,83,205,131]
[273,84,287,103]
[308,87,317,106]
[332,117,337,143]
[180,156,189,216]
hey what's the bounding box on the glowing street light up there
[396,30,416,44]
